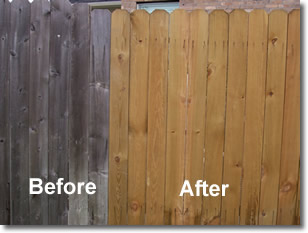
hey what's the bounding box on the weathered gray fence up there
[0,0,110,225]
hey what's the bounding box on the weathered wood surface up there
[9,0,31,225]
[145,10,169,225]
[0,0,10,225]
[221,9,248,225]
[88,9,111,225]
[48,0,72,225]
[108,10,130,225]
[68,3,90,225]
[29,0,50,225]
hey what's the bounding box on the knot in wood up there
[30,23,36,32]
[114,156,120,163]
[207,68,212,77]
[118,53,123,62]
[271,37,278,45]
[281,182,292,192]
[268,91,274,97]
[131,201,139,211]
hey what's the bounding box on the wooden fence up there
[108,8,301,226]
[0,0,300,226]
[0,0,110,225]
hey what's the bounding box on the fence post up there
[88,8,111,225]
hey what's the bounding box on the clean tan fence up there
[0,0,300,226]
[108,9,300,225]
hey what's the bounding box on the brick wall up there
[121,0,300,12]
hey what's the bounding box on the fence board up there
[68,3,90,225]
[295,166,300,225]
[184,9,208,225]
[9,0,31,225]
[29,0,50,225]
[259,10,288,225]
[48,0,72,225]
[277,9,300,225]
[88,9,111,225]
[221,10,248,225]
[108,9,130,225]
[127,10,150,225]
[240,10,268,225]
[0,0,10,225]
[145,10,169,225]
[165,9,189,225]
[201,10,228,225]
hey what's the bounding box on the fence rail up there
[0,0,300,225]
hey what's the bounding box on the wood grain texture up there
[184,9,208,225]
[165,9,189,225]
[88,9,111,225]
[48,0,72,225]
[221,9,248,225]
[0,6,301,225]
[240,10,268,225]
[277,9,300,225]
[145,10,169,225]
[9,0,31,225]
[29,0,50,225]
[201,10,228,226]
[109,9,130,225]
[0,0,10,225]
[259,10,288,225]
[127,10,150,225]
[68,3,90,225]
[295,165,300,225]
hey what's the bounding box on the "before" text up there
[29,178,96,195]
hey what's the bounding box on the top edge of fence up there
[4,0,299,14]
[94,8,297,15]
[111,8,296,15]
[6,0,70,5]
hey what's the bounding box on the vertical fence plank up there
[29,0,50,225]
[88,9,111,225]
[240,10,268,225]
[184,9,208,225]
[127,10,150,225]
[295,165,300,225]
[277,9,300,225]
[145,10,169,225]
[165,9,189,225]
[0,0,10,225]
[259,10,288,225]
[48,0,72,225]
[221,10,248,225]
[68,3,90,225]
[201,10,228,225]
[109,9,130,225]
[9,0,31,225]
